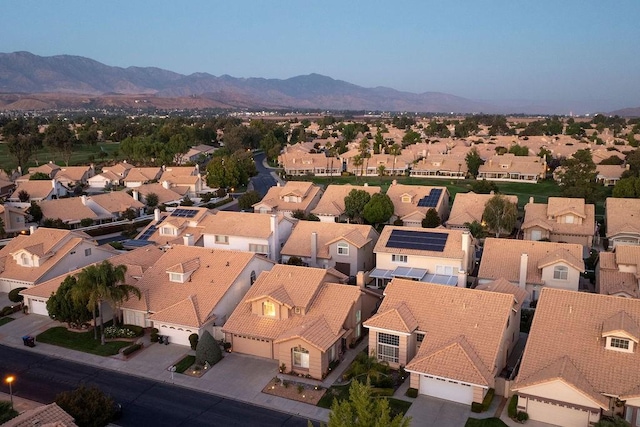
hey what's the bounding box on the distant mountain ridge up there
[0,51,498,113]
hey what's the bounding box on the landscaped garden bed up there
[0,317,15,327]
[262,377,326,405]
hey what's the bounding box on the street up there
[0,345,312,427]
[251,151,278,197]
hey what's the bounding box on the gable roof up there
[1,402,77,427]
[606,198,640,238]
[39,197,100,223]
[522,197,595,237]
[597,249,640,298]
[199,211,291,239]
[601,311,640,342]
[448,192,518,227]
[89,192,144,213]
[10,180,55,200]
[254,181,322,213]
[475,277,528,309]
[374,225,466,259]
[136,182,185,204]
[385,183,449,219]
[123,167,162,183]
[513,288,640,400]
[311,184,381,217]
[478,238,584,285]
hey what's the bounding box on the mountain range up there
[0,51,636,116]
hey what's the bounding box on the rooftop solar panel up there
[171,208,198,218]
[386,229,449,252]
[137,224,157,241]
[417,188,443,208]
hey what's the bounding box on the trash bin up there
[22,335,35,347]
[164,336,169,345]
[157,335,164,344]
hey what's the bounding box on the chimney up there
[529,196,534,204]
[81,195,87,205]
[269,214,279,262]
[310,232,318,266]
[29,225,37,234]
[392,179,397,186]
[423,149,427,157]
[363,183,368,187]
[132,190,139,201]
[183,233,194,246]
[154,208,161,222]
[461,231,470,272]
[519,253,528,290]
[162,181,170,189]
[17,166,22,175]
[277,182,281,187]
[356,271,366,289]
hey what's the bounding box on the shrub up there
[471,402,483,413]
[189,333,199,351]
[122,324,144,336]
[480,388,495,412]
[405,388,418,398]
[0,400,19,423]
[8,287,27,303]
[516,411,529,422]
[150,328,159,342]
[174,355,196,373]
[104,326,137,339]
[297,384,304,394]
[370,388,395,397]
[122,343,143,356]
[55,385,116,427]
[508,395,518,418]
[195,330,222,366]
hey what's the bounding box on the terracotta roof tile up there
[2,403,77,427]
[374,225,466,259]
[475,278,528,309]
[39,198,101,223]
[311,184,381,217]
[448,192,518,228]
[602,311,640,341]
[606,198,640,239]
[386,183,449,220]
[522,198,595,238]
[89,192,144,213]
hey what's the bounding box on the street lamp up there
[5,375,14,409]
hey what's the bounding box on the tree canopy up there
[344,189,371,224]
[465,148,484,179]
[556,149,603,204]
[47,275,93,329]
[363,193,394,226]
[55,384,116,427]
[483,195,518,238]
[421,208,441,228]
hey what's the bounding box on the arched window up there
[250,271,256,285]
[553,265,568,280]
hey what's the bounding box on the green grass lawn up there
[0,142,120,172]
[465,418,509,427]
[36,326,130,357]
[387,398,413,418]
[317,384,412,417]
[0,317,15,327]
[174,355,196,373]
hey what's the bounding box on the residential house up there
[1,403,77,427]
[386,182,450,226]
[596,245,640,298]
[120,246,275,346]
[477,154,546,183]
[369,226,473,288]
[0,227,117,292]
[87,170,123,191]
[253,181,323,218]
[38,197,102,227]
[596,164,627,186]
[138,207,213,247]
[54,165,95,187]
[20,246,163,317]
[280,220,379,276]
[135,182,187,205]
[364,279,519,405]
[223,264,364,380]
[0,204,28,234]
[512,289,640,427]
[279,150,341,177]
[447,192,519,231]
[342,152,411,177]
[24,162,61,180]
[8,180,65,204]
[180,144,217,164]
[159,166,202,197]
[311,184,381,223]
[522,197,595,248]
[85,192,145,220]
[477,238,585,302]
[410,153,468,179]
[102,161,134,179]
[123,167,162,188]
[606,198,640,249]
[0,171,15,198]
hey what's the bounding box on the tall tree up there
[483,195,518,238]
[44,120,76,166]
[46,275,93,329]
[55,384,116,427]
[344,189,371,224]
[421,208,441,228]
[363,193,394,227]
[556,149,602,204]
[357,137,371,178]
[389,144,402,176]
[465,147,484,178]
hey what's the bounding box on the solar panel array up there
[417,188,443,208]
[171,208,198,218]
[386,229,449,252]
[138,224,157,241]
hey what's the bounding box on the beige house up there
[606,198,640,249]
[159,166,202,197]
[87,170,123,190]
[1,403,77,427]
[8,180,65,204]
[386,182,450,226]
[123,167,163,188]
[596,164,627,186]
[410,153,468,179]
[522,197,595,248]
[137,207,213,246]
[279,150,341,177]
[0,227,117,292]
[596,245,640,298]
[223,264,364,380]
[477,238,584,302]
[370,226,473,288]
[85,192,145,219]
[253,181,322,218]
[477,154,546,183]
[39,197,102,227]
[447,192,518,231]
[0,204,28,234]
[20,246,163,317]
[135,182,187,205]
[280,220,379,276]
[120,246,275,346]
[23,162,61,180]
[513,288,640,427]
[54,165,95,187]
[364,279,519,405]
[311,184,381,223]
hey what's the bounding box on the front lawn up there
[387,398,412,418]
[317,384,411,417]
[465,417,509,427]
[174,355,196,373]
[0,317,15,327]
[36,327,130,356]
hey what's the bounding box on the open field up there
[0,142,120,172]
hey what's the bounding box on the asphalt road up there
[0,345,312,427]
[251,152,278,197]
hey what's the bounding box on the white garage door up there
[527,398,590,427]
[419,375,474,405]
[531,230,542,241]
[30,298,49,316]
[156,324,193,347]
[232,335,272,359]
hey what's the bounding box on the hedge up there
[405,388,418,398]
[508,395,518,418]
[121,324,144,337]
[0,305,20,317]
[370,388,395,397]
[8,287,27,303]
[471,388,495,413]
[122,343,143,356]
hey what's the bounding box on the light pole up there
[5,375,14,410]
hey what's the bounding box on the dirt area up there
[261,377,326,405]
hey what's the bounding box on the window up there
[355,310,361,323]
[377,332,399,364]
[294,307,301,314]
[401,196,411,203]
[337,242,349,256]
[565,215,574,224]
[292,346,310,368]
[215,235,229,244]
[435,265,454,276]
[250,271,257,285]
[553,266,568,280]
[262,301,276,317]
[610,338,630,350]
[169,272,183,283]
[20,253,31,266]
[160,227,175,236]
[392,254,407,263]
[84,248,91,257]
[416,333,425,343]
[249,243,269,255]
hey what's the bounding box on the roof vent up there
[226,261,230,267]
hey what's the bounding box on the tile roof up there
[10,180,55,200]
[596,164,626,180]
[386,183,449,220]
[597,249,640,298]
[136,183,185,204]
[123,167,162,183]
[364,279,513,386]
[199,211,289,239]
[281,220,377,260]
[605,198,640,238]
[311,184,381,217]
[448,192,518,228]
[412,153,468,174]
[522,197,595,237]
[254,182,322,213]
[55,166,92,182]
[121,246,267,328]
[102,161,134,176]
[223,265,358,350]
[513,288,640,402]
[475,278,529,309]
[39,198,100,223]
[478,154,545,176]
[89,192,144,213]
[478,238,584,285]
[601,310,640,341]
[374,225,466,259]
[2,403,77,427]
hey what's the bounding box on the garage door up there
[531,230,542,241]
[419,375,474,405]
[232,335,272,359]
[156,324,193,347]
[29,298,49,316]
[527,398,590,427]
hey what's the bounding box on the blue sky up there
[2,1,639,112]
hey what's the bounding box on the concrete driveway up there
[405,395,474,427]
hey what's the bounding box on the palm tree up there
[345,350,390,385]
[352,155,363,183]
[389,144,402,176]
[358,137,371,177]
[73,261,140,345]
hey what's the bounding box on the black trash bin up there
[164,336,169,345]
[22,335,35,347]
[157,335,164,344]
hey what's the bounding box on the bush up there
[104,326,137,339]
[405,388,418,398]
[195,330,222,366]
[150,328,159,342]
[122,324,144,336]
[471,402,483,413]
[370,388,395,397]
[516,411,529,422]
[189,333,199,351]
[174,355,196,373]
[8,287,27,303]
[0,401,19,424]
[122,343,142,356]
[508,395,518,418]
[56,384,116,427]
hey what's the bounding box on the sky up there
[2,1,640,113]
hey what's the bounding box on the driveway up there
[405,395,475,427]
